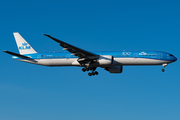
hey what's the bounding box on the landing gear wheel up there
[92,71,95,76]
[95,71,98,75]
[88,72,92,76]
[82,68,86,72]
[162,69,165,72]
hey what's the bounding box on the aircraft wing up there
[43,34,99,60]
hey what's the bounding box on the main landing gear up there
[162,63,167,72]
[88,71,98,76]
[82,67,99,76]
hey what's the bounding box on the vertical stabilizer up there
[13,32,37,54]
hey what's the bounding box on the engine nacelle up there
[98,55,113,65]
[105,66,123,73]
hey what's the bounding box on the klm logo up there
[139,52,147,55]
[19,42,31,50]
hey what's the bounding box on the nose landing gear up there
[162,63,167,72]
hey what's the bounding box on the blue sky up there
[0,0,180,120]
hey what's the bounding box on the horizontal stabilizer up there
[3,50,30,59]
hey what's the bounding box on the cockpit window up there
[170,54,173,56]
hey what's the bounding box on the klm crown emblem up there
[22,42,28,46]
[19,42,31,50]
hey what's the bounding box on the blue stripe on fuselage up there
[12,51,177,62]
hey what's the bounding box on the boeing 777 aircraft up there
[3,32,177,76]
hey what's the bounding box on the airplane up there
[3,32,177,76]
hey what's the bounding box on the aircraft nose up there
[174,56,177,61]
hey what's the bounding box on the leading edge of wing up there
[43,34,99,59]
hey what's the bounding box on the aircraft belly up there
[37,58,78,66]
[16,59,39,65]
[16,57,171,67]
[114,58,170,65]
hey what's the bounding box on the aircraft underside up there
[16,57,171,76]
[17,57,171,66]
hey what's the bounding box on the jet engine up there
[105,66,123,73]
[98,55,113,65]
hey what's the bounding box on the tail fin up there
[13,32,37,55]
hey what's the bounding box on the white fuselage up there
[17,57,172,67]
